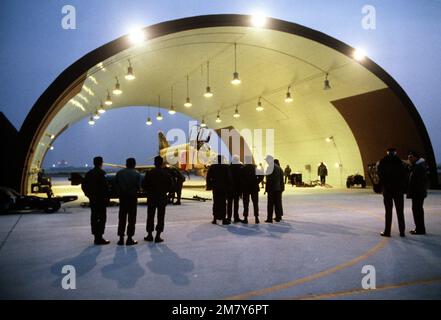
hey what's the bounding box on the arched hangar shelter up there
[2,14,437,193]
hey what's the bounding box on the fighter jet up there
[104,125,215,177]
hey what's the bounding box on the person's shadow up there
[50,245,101,287]
[146,244,194,286]
[101,246,145,289]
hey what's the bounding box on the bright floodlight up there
[353,48,366,61]
[251,13,267,28]
[128,28,146,44]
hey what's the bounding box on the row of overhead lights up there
[88,13,368,127]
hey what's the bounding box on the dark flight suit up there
[227,163,243,222]
[241,164,264,219]
[318,164,328,186]
[377,154,407,235]
[165,167,185,204]
[143,168,173,234]
[265,164,285,222]
[115,168,141,237]
[82,167,109,238]
[407,159,429,234]
[206,163,232,221]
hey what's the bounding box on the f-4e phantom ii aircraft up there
[104,125,216,177]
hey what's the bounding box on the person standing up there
[377,148,407,237]
[227,155,243,223]
[115,158,141,246]
[407,151,428,235]
[265,156,285,223]
[143,156,173,243]
[206,155,232,225]
[284,165,292,184]
[318,162,328,186]
[82,156,110,245]
[240,156,264,224]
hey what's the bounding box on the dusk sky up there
[0,0,440,167]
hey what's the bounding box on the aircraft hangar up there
[0,14,437,193]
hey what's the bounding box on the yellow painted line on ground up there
[224,236,389,300]
[294,277,441,300]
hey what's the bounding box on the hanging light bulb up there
[215,111,222,123]
[200,117,207,128]
[146,107,152,125]
[204,61,213,98]
[93,111,100,120]
[231,43,241,85]
[105,90,112,105]
[233,105,240,118]
[88,115,95,125]
[324,73,331,90]
[156,95,163,120]
[98,101,106,114]
[184,74,192,107]
[256,97,264,111]
[49,145,54,151]
[49,134,55,140]
[125,59,135,80]
[113,77,122,95]
[169,86,176,114]
[285,86,293,102]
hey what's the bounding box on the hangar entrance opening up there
[17,15,437,194]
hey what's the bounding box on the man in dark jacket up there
[284,165,292,184]
[318,162,328,186]
[165,166,185,205]
[265,156,285,223]
[115,158,141,245]
[407,151,428,235]
[143,156,173,243]
[227,155,243,223]
[377,148,407,237]
[240,156,264,224]
[206,155,232,225]
[82,156,110,245]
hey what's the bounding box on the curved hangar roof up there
[20,14,436,191]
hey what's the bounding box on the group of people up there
[80,147,429,246]
[82,155,174,245]
[206,154,285,225]
[378,148,429,237]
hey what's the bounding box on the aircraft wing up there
[103,163,155,172]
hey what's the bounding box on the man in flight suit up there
[115,158,141,245]
[143,156,173,243]
[82,156,110,245]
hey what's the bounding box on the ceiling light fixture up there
[256,97,264,111]
[113,77,122,95]
[125,59,135,80]
[204,61,213,98]
[285,86,293,102]
[98,101,106,114]
[184,74,192,107]
[105,90,112,105]
[233,105,240,118]
[146,107,152,126]
[156,95,163,121]
[169,86,176,115]
[324,73,331,90]
[215,111,222,123]
[231,43,241,85]
[93,111,100,120]
[88,115,95,125]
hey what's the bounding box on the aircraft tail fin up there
[158,131,170,150]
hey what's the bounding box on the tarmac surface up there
[1,178,440,300]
